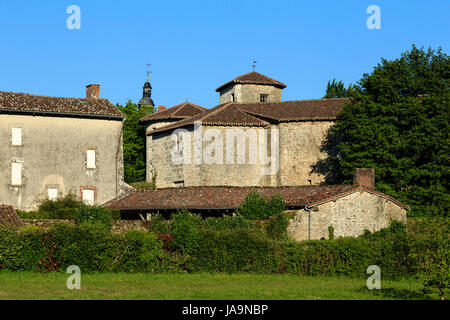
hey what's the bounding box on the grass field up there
[0,272,434,300]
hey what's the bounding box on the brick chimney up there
[353,168,375,189]
[158,106,167,112]
[86,84,100,99]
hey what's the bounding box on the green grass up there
[0,272,434,300]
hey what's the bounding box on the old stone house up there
[106,71,409,240]
[144,71,348,188]
[0,84,130,210]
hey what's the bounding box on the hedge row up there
[1,219,446,279]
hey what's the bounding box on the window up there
[48,188,58,200]
[260,94,268,103]
[86,150,96,169]
[11,128,22,146]
[231,93,235,102]
[11,162,22,186]
[82,189,95,205]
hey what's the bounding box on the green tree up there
[316,45,450,217]
[117,100,155,183]
[323,78,357,98]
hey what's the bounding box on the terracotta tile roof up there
[237,98,350,121]
[146,98,349,135]
[0,91,124,119]
[147,103,270,135]
[216,72,287,92]
[0,205,24,229]
[139,102,207,123]
[105,185,410,211]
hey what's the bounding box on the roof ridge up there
[199,102,233,122]
[0,90,110,101]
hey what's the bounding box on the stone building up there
[107,168,409,240]
[143,71,347,188]
[0,84,130,210]
[105,71,410,240]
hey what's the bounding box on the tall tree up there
[323,78,357,98]
[317,45,449,217]
[117,100,155,183]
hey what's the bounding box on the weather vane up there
[252,60,257,71]
[146,63,152,81]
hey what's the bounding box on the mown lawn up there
[0,272,433,300]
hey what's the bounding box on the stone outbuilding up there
[106,169,409,240]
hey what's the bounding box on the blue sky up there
[0,0,448,108]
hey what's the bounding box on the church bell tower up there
[138,64,155,109]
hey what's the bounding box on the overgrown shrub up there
[410,217,449,300]
[202,215,256,231]
[116,230,162,272]
[170,210,201,254]
[190,228,281,273]
[150,213,172,234]
[236,191,285,220]
[16,210,50,219]
[74,204,113,230]
[328,226,335,240]
[38,193,80,219]
[265,211,289,240]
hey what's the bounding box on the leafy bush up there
[190,228,281,273]
[265,211,289,240]
[117,230,162,272]
[150,213,172,234]
[236,191,285,220]
[201,215,256,231]
[74,204,113,230]
[0,227,46,271]
[170,210,201,254]
[328,226,335,240]
[130,181,156,190]
[410,217,449,300]
[16,210,50,219]
[38,193,80,219]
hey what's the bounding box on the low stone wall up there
[22,219,151,234]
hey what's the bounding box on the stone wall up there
[146,120,179,183]
[147,120,332,188]
[0,114,126,211]
[22,219,151,234]
[279,121,333,186]
[148,125,280,188]
[287,191,407,241]
[219,84,282,104]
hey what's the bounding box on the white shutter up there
[12,128,22,146]
[87,150,96,169]
[11,162,22,185]
[82,189,95,205]
[48,189,58,200]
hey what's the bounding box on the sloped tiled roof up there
[216,72,287,92]
[237,98,349,121]
[0,205,24,229]
[105,185,410,211]
[147,98,349,135]
[0,91,123,119]
[147,103,270,135]
[139,102,207,123]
